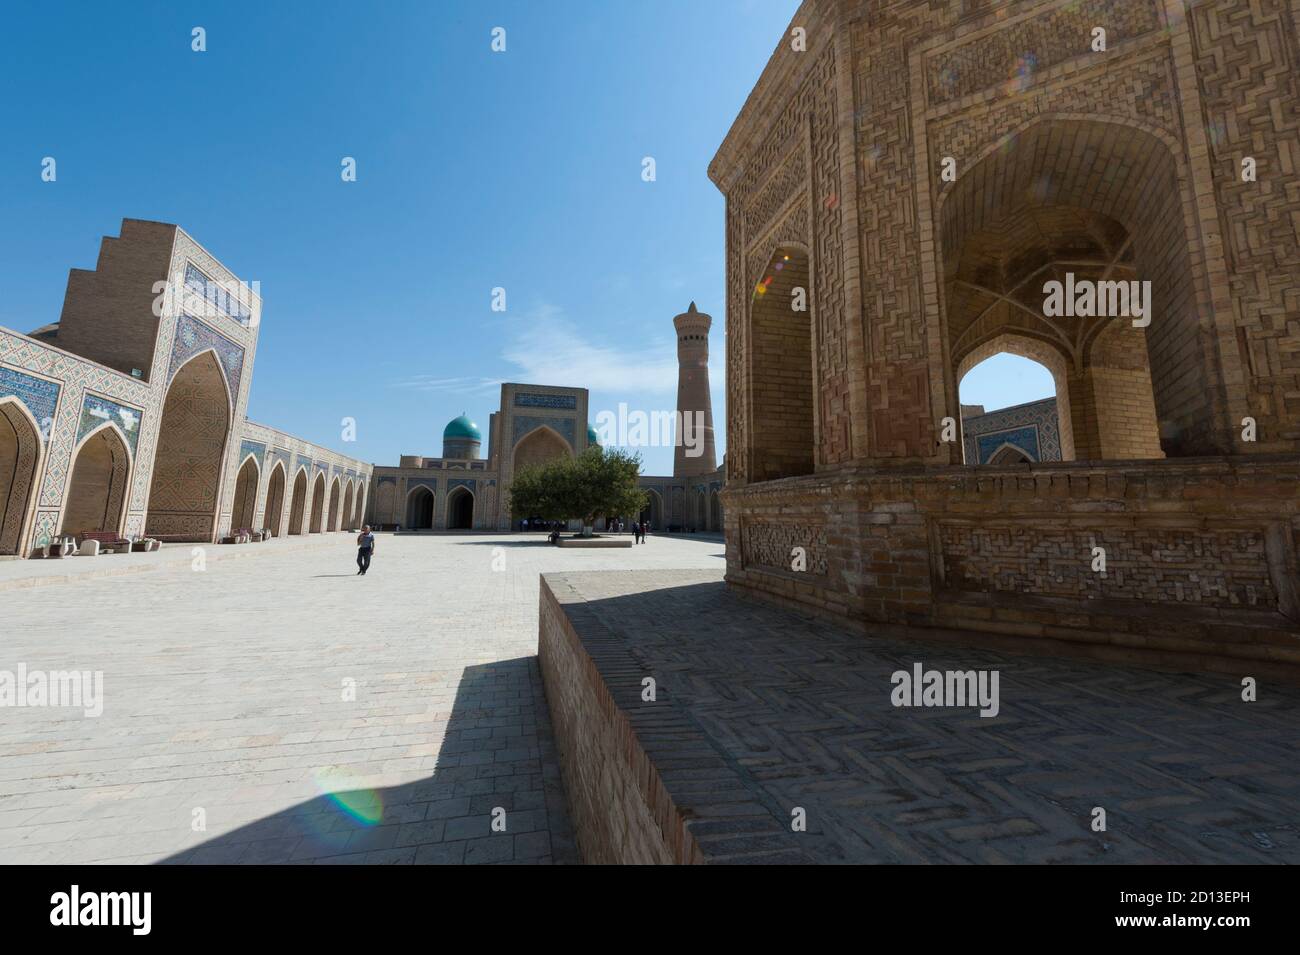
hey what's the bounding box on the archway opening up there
[407,486,434,530]
[639,489,663,530]
[749,245,813,481]
[231,456,260,531]
[341,482,355,531]
[62,427,130,538]
[352,484,366,528]
[512,426,571,475]
[146,351,231,541]
[265,464,286,537]
[309,472,326,533]
[288,469,307,535]
[709,491,722,532]
[327,477,342,531]
[941,119,1202,456]
[446,486,473,530]
[0,400,42,555]
[957,352,1061,465]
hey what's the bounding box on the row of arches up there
[746,116,1220,480]
[231,455,367,538]
[402,484,474,531]
[0,347,366,555]
[0,396,142,556]
[634,487,723,533]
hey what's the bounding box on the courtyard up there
[0,533,723,864]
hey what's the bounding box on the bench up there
[78,531,131,554]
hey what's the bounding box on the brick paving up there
[0,533,723,864]
[550,569,1300,864]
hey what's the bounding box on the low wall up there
[722,455,1300,679]
[538,574,807,864]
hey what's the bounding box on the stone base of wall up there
[723,456,1300,681]
[538,574,811,864]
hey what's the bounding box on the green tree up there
[507,447,647,536]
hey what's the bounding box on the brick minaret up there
[673,302,717,478]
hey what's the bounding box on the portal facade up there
[711,0,1300,671]
[0,219,371,555]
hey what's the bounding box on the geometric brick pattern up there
[741,519,828,577]
[543,568,1300,864]
[938,522,1278,609]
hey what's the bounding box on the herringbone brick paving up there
[560,569,1300,863]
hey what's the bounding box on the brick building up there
[364,303,726,533]
[0,219,371,556]
[710,0,1300,671]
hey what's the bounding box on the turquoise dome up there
[587,423,600,446]
[443,414,482,442]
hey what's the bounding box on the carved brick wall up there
[938,522,1278,609]
[741,520,828,577]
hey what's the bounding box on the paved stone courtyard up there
[547,570,1300,863]
[0,533,723,864]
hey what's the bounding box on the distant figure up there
[635,521,645,544]
[356,525,376,575]
[523,518,529,532]
[548,527,561,545]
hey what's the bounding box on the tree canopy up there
[508,447,648,532]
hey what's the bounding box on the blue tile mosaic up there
[170,313,246,400]
[239,439,267,469]
[512,415,575,447]
[185,263,252,327]
[975,425,1040,463]
[77,393,143,454]
[0,367,60,439]
[514,392,576,410]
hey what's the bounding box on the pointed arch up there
[512,425,572,475]
[309,471,327,533]
[327,475,342,531]
[230,454,261,532]
[146,349,232,541]
[341,480,355,531]
[446,485,474,530]
[709,490,722,533]
[640,487,664,530]
[406,484,434,530]
[62,421,133,539]
[288,466,309,535]
[264,459,287,537]
[0,396,45,556]
[987,442,1035,465]
[352,480,367,528]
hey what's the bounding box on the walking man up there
[356,524,376,575]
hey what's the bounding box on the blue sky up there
[1,0,1046,474]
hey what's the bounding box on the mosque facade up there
[1,219,372,558]
[364,303,727,534]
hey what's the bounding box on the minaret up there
[673,302,717,477]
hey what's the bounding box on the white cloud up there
[389,374,502,396]
[500,303,712,394]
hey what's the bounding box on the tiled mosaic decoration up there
[239,439,267,469]
[169,313,245,401]
[0,366,60,437]
[78,393,143,455]
[962,398,1060,464]
[515,392,576,410]
[512,415,575,447]
[184,262,253,327]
